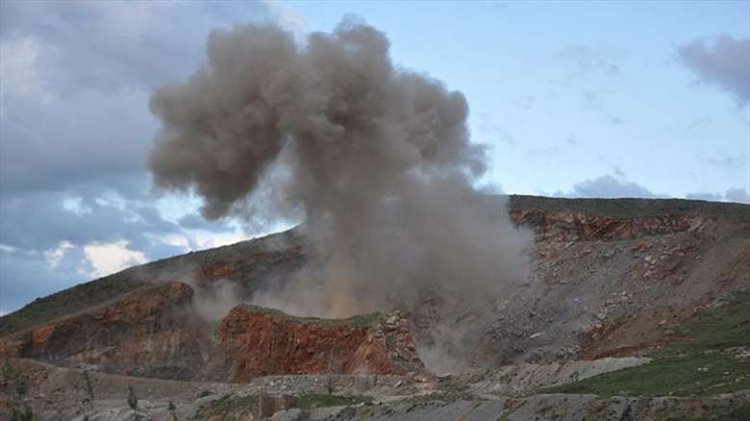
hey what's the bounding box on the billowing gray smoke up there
[149,19,531,368]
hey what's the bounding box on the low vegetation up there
[2,360,33,421]
[194,392,371,420]
[542,291,750,397]
[127,385,139,420]
[509,194,750,220]
[239,304,383,328]
[291,393,372,410]
[194,395,258,421]
[0,275,145,337]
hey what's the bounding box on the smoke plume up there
[148,19,531,365]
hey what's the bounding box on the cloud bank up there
[678,34,750,104]
[0,1,280,313]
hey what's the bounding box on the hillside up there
[1,195,748,420]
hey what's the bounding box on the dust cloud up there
[148,18,532,371]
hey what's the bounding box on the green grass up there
[238,304,384,328]
[0,275,146,337]
[509,195,750,220]
[726,404,750,420]
[541,291,750,397]
[292,394,372,410]
[195,395,258,421]
[194,393,370,420]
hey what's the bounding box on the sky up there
[0,0,748,314]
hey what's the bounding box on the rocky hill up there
[0,195,748,420]
[0,285,423,383]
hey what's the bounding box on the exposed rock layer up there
[204,306,424,381]
[0,282,205,380]
[0,285,425,382]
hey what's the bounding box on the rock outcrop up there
[489,199,750,364]
[203,306,424,382]
[0,282,206,380]
[510,209,709,242]
[0,284,426,383]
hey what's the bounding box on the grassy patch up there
[545,351,749,397]
[195,395,258,420]
[542,291,750,397]
[727,403,750,421]
[239,304,383,328]
[292,394,372,410]
[509,194,750,220]
[0,275,146,337]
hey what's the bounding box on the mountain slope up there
[1,195,748,420]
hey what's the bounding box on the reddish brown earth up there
[203,307,424,382]
[0,196,747,380]
[493,198,750,363]
[0,282,207,380]
[510,209,708,242]
[0,283,424,382]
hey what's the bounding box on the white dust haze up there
[148,19,532,369]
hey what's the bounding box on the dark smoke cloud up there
[678,35,750,104]
[148,19,531,339]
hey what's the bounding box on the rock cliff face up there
[0,282,206,380]
[510,209,708,242]
[204,306,424,382]
[0,284,425,382]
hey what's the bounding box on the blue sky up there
[1,0,748,314]
[288,1,750,198]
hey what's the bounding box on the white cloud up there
[685,192,722,202]
[0,0,281,313]
[62,196,92,215]
[0,36,54,103]
[153,233,191,250]
[554,169,656,199]
[189,230,250,250]
[155,194,205,224]
[88,1,155,41]
[724,187,749,204]
[82,240,147,278]
[0,244,16,253]
[44,240,74,269]
[262,0,308,41]
[685,188,749,204]
[679,35,750,104]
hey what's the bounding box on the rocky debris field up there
[489,196,750,365]
[446,357,651,398]
[2,356,747,420]
[0,358,420,420]
[1,195,749,420]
